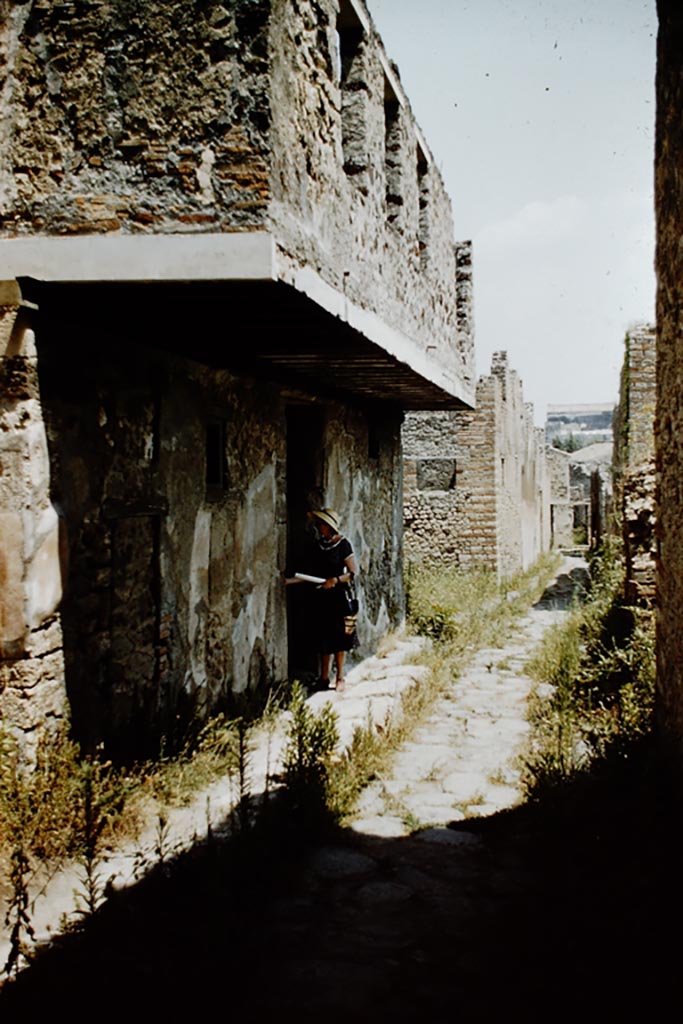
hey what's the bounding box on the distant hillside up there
[546,403,614,451]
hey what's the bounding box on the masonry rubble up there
[403,349,558,579]
[0,0,475,761]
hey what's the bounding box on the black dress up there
[307,536,359,655]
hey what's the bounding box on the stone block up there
[0,652,67,728]
[24,616,64,658]
[0,511,26,648]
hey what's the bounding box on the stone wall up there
[613,324,656,605]
[268,0,473,392]
[0,0,271,235]
[655,0,683,763]
[0,0,471,757]
[404,352,552,579]
[0,298,68,761]
[0,0,475,403]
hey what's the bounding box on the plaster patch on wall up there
[188,506,212,691]
[24,503,62,629]
[230,464,276,692]
[197,147,216,206]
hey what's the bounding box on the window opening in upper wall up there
[417,144,430,268]
[384,76,402,225]
[337,0,367,179]
[416,458,457,491]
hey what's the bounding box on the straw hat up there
[311,508,340,532]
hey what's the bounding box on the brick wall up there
[546,445,574,549]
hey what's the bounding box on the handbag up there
[341,578,359,616]
[341,578,359,636]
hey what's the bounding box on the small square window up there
[417,458,457,491]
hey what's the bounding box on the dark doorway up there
[107,513,161,759]
[286,405,326,681]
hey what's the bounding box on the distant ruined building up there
[567,442,613,551]
[613,323,656,606]
[545,446,574,550]
[0,0,475,760]
[403,349,557,580]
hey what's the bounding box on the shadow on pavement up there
[534,562,591,611]
[1,736,679,1021]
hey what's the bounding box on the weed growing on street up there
[407,552,560,656]
[0,688,277,974]
[280,682,339,823]
[0,728,130,973]
[523,540,655,799]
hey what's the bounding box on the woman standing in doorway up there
[309,508,358,691]
[286,508,358,691]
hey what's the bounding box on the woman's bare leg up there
[320,653,332,683]
[335,651,345,688]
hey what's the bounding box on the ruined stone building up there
[0,0,475,759]
[567,441,613,550]
[655,0,683,766]
[403,350,554,579]
[545,446,574,550]
[613,323,656,606]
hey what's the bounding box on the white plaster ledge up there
[0,231,276,283]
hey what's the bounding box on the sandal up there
[335,678,346,692]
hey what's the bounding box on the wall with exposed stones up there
[613,324,656,605]
[0,293,402,759]
[0,300,69,761]
[0,0,472,758]
[0,0,474,399]
[403,352,552,579]
[268,0,473,390]
[655,0,683,764]
[0,0,272,235]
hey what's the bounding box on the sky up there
[368,0,657,424]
